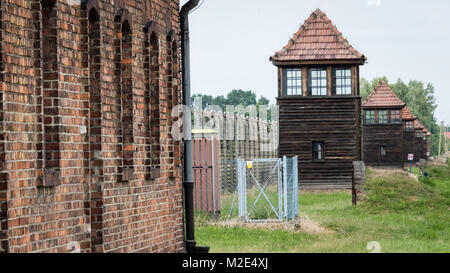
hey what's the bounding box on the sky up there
[182,0,450,125]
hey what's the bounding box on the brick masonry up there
[0,0,184,253]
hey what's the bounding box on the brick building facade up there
[0,0,185,253]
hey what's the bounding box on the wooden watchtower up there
[270,9,366,189]
[362,81,406,168]
[402,106,417,164]
[414,120,426,162]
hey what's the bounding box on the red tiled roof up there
[414,120,424,130]
[423,128,429,133]
[270,9,366,63]
[362,81,406,108]
[402,106,417,121]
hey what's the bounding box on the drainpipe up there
[180,0,208,254]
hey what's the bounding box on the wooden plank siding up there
[277,96,361,189]
[403,131,415,164]
[363,124,404,168]
[414,135,425,163]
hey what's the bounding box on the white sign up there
[408,154,414,161]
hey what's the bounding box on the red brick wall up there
[0,0,184,253]
[0,0,7,251]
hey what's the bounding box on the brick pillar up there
[0,3,7,249]
[166,38,176,181]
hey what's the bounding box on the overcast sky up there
[183,0,450,124]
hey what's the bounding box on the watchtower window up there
[333,68,352,95]
[416,131,423,138]
[313,141,324,161]
[378,110,388,124]
[365,110,375,124]
[308,68,327,96]
[406,121,414,132]
[380,146,386,156]
[390,110,401,124]
[283,69,302,96]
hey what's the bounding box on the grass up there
[196,162,450,253]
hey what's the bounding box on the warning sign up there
[246,161,253,169]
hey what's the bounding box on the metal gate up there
[231,156,298,222]
[192,138,220,214]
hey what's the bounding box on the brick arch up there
[166,29,175,43]
[114,17,134,183]
[143,22,162,181]
[143,20,159,38]
[114,7,131,26]
[82,0,100,14]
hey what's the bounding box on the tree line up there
[192,89,270,111]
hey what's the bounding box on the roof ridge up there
[362,80,406,108]
[270,9,365,63]
[273,10,318,59]
[318,11,362,59]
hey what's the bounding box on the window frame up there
[308,68,327,96]
[390,109,401,124]
[378,110,388,124]
[380,146,386,157]
[405,121,414,132]
[416,130,423,138]
[312,141,325,162]
[365,110,376,124]
[332,67,352,95]
[283,68,303,96]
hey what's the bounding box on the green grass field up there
[196,160,450,253]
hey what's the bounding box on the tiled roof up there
[270,9,366,63]
[402,106,416,121]
[414,120,424,130]
[362,81,406,108]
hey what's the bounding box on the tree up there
[226,89,257,107]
